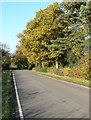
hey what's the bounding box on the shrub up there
[33,66,48,73]
[68,52,90,80]
[28,64,35,70]
[48,67,64,76]
[63,68,70,76]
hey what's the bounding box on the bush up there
[48,67,64,76]
[68,52,90,80]
[33,51,90,81]
[48,54,90,80]
[28,64,35,70]
[33,66,48,73]
[63,68,70,76]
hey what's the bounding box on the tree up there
[80,0,91,80]
[47,2,86,68]
[1,43,11,70]
[18,2,65,68]
[17,1,89,71]
[12,46,29,69]
[80,0,91,54]
[60,2,86,64]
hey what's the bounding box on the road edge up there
[12,73,24,120]
[32,70,89,89]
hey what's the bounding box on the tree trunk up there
[35,63,38,67]
[42,62,45,69]
[55,60,58,69]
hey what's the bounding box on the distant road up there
[13,70,89,118]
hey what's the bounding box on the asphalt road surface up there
[13,70,89,118]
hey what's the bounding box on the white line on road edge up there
[12,73,24,120]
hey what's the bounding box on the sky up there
[1,1,62,54]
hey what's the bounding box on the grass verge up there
[2,70,19,119]
[32,70,90,87]
[2,70,12,118]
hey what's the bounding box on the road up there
[13,70,89,118]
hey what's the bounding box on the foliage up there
[37,71,90,87]
[2,71,11,118]
[28,63,35,70]
[33,65,48,73]
[12,46,29,69]
[1,43,11,70]
[48,51,90,80]
[17,2,69,67]
[48,67,63,75]
[69,52,90,80]
[16,1,90,80]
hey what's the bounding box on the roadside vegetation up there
[11,1,91,86]
[2,70,11,118]
[1,1,91,118]
[1,43,17,119]
[33,70,90,87]
[0,43,12,118]
[2,44,11,70]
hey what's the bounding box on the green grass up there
[2,70,12,118]
[32,70,90,87]
[0,70,2,120]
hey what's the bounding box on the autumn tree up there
[17,1,89,70]
[12,46,29,69]
[18,2,65,68]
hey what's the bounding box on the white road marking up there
[12,73,24,120]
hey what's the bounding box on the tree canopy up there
[0,43,11,70]
[16,1,90,79]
